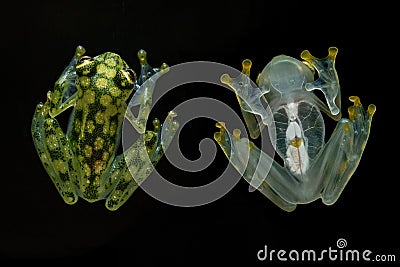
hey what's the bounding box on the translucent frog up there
[214,47,376,212]
[32,46,179,210]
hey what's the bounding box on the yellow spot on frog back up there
[105,68,116,79]
[103,121,110,134]
[95,111,105,124]
[100,94,112,107]
[84,164,91,177]
[93,176,100,186]
[105,58,116,67]
[94,137,104,150]
[93,160,104,174]
[74,120,81,133]
[78,76,91,89]
[109,86,121,97]
[105,105,117,117]
[84,145,93,158]
[96,77,108,89]
[83,90,95,104]
[86,120,95,133]
[97,64,107,74]
[109,121,117,136]
[102,152,110,161]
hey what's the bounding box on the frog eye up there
[76,56,96,76]
[115,68,136,89]
[122,68,137,84]
[77,56,93,65]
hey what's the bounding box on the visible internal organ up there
[285,121,309,176]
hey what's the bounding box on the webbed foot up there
[301,47,341,116]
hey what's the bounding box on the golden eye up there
[77,56,94,67]
[114,68,136,90]
[122,68,137,84]
[76,56,96,76]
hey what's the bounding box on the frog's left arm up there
[48,46,86,117]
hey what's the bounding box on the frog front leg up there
[124,50,168,134]
[220,59,272,139]
[318,96,376,205]
[104,112,178,211]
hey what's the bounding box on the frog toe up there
[348,96,376,127]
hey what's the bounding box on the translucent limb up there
[126,49,169,134]
[220,59,272,138]
[214,122,297,212]
[49,45,86,117]
[104,134,151,211]
[105,113,179,211]
[320,96,376,204]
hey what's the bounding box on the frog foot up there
[344,96,376,154]
[220,64,270,125]
[348,95,375,134]
[301,47,341,116]
[214,122,233,158]
[35,93,52,117]
[136,49,169,87]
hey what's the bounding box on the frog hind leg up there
[214,122,297,212]
[320,96,376,205]
[104,113,178,211]
[31,100,80,205]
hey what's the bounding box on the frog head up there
[75,52,137,103]
[257,55,314,95]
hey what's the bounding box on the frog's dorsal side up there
[32,46,178,210]
[70,52,135,200]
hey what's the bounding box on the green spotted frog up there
[32,46,178,210]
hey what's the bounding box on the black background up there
[1,1,397,265]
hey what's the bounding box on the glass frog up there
[32,46,179,210]
[214,47,376,212]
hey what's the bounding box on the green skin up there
[32,46,178,210]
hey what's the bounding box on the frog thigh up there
[214,122,297,212]
[104,134,152,211]
[32,103,79,204]
[320,96,375,205]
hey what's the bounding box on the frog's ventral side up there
[216,47,376,212]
